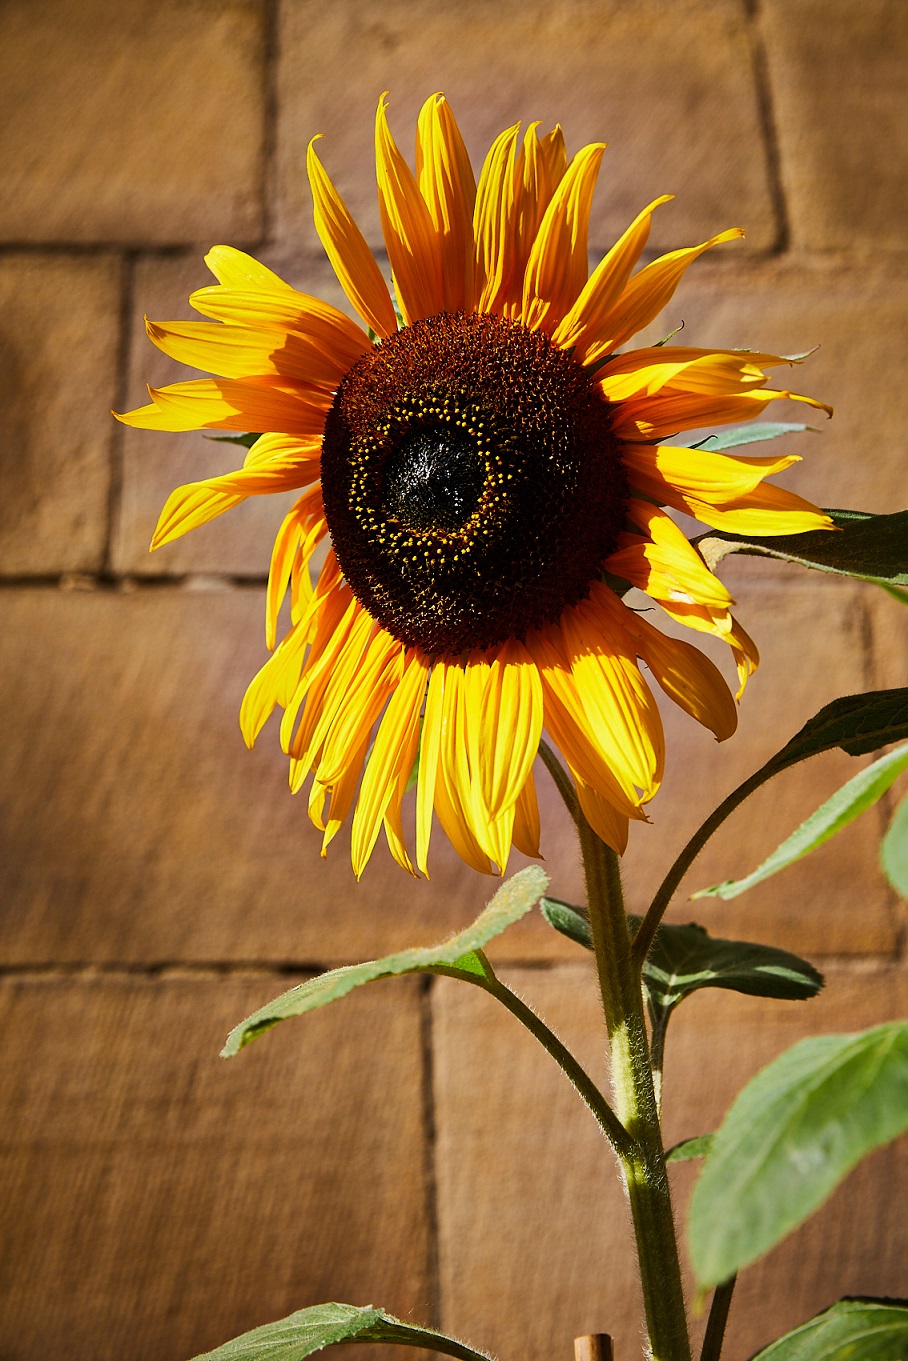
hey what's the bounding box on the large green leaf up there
[223,867,549,1055]
[881,794,908,897]
[641,922,823,1015]
[768,689,908,765]
[689,1022,908,1289]
[697,508,908,589]
[189,1302,493,1361]
[750,1297,908,1361]
[539,899,822,1014]
[696,743,908,901]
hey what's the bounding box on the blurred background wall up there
[0,2,906,1359]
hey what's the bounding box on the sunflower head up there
[116,93,831,878]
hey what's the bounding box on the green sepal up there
[696,742,908,900]
[188,1301,493,1361]
[749,1297,908,1361]
[679,421,814,451]
[222,867,548,1055]
[881,793,908,897]
[696,508,908,590]
[689,1021,908,1289]
[205,432,262,449]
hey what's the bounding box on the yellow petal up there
[572,774,631,855]
[607,501,736,609]
[144,316,357,386]
[521,142,605,332]
[265,486,325,650]
[552,195,674,356]
[622,603,738,740]
[150,453,320,552]
[415,94,476,312]
[598,345,803,400]
[204,246,296,291]
[307,136,398,338]
[416,661,446,876]
[584,228,745,361]
[474,122,520,314]
[512,767,542,859]
[560,589,665,799]
[475,638,544,821]
[314,629,403,786]
[351,648,429,877]
[610,386,832,441]
[375,93,444,323]
[189,283,370,360]
[115,375,332,435]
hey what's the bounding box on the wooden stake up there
[574,1334,614,1361]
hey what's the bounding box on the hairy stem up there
[580,820,691,1361]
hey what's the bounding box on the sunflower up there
[116,93,831,877]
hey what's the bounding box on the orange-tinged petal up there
[584,228,745,361]
[539,125,567,189]
[150,455,320,553]
[281,589,363,758]
[307,136,398,338]
[239,615,310,748]
[415,94,476,311]
[474,122,520,314]
[572,774,631,854]
[521,142,605,332]
[265,485,325,650]
[598,345,804,400]
[144,316,356,387]
[375,93,444,323]
[352,648,429,877]
[512,768,542,859]
[115,375,332,435]
[552,195,673,357]
[314,733,371,856]
[623,606,738,740]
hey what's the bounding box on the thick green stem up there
[580,819,691,1361]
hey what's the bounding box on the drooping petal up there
[265,484,325,650]
[307,137,398,339]
[521,142,606,332]
[352,648,429,877]
[622,602,738,740]
[608,500,737,609]
[311,627,403,786]
[416,660,446,876]
[559,588,665,800]
[572,773,631,854]
[512,767,542,859]
[415,93,476,312]
[375,93,444,323]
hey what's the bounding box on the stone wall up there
[0,3,905,1359]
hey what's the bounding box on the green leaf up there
[770,688,908,764]
[696,743,908,901]
[679,421,814,451]
[666,1133,714,1163]
[696,508,908,589]
[539,901,821,1013]
[750,1297,908,1361]
[881,794,908,897]
[641,922,823,1016]
[223,867,549,1055]
[688,1021,908,1288]
[189,1301,493,1361]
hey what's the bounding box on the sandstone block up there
[762,0,908,252]
[0,255,120,574]
[0,0,266,245]
[433,962,908,1361]
[0,974,429,1360]
[276,0,777,259]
